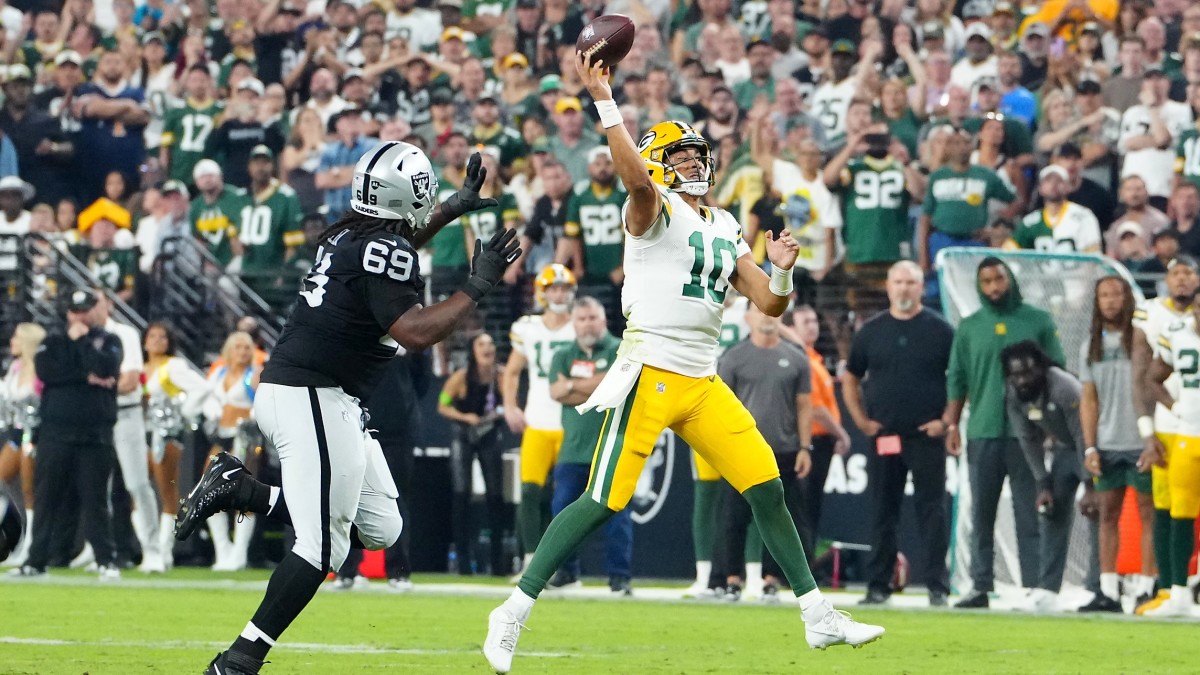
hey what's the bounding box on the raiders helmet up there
[350,141,441,230]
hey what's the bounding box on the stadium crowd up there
[0,0,1199,619]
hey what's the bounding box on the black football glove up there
[442,153,500,221]
[463,227,521,301]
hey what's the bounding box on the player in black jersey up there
[174,141,520,675]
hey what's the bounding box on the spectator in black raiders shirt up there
[205,79,286,189]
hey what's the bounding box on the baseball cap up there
[1038,165,1069,182]
[746,36,772,51]
[142,30,164,46]
[975,76,999,92]
[992,1,1015,16]
[1075,79,1102,95]
[477,92,500,105]
[962,0,990,20]
[68,289,98,312]
[237,78,265,96]
[586,146,612,163]
[161,179,190,199]
[54,50,83,67]
[502,52,529,69]
[193,158,222,180]
[921,21,944,40]
[1080,21,1102,36]
[441,26,466,43]
[1169,254,1200,272]
[964,22,993,42]
[341,68,364,85]
[539,74,562,93]
[1053,142,1082,159]
[1115,221,1142,239]
[1023,22,1050,39]
[554,96,583,114]
[1144,64,1167,77]
[249,144,275,160]
[1154,229,1181,244]
[430,88,454,106]
[831,39,855,55]
[5,64,31,82]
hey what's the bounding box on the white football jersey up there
[621,187,752,377]
[1118,101,1194,198]
[1157,324,1200,437]
[1016,202,1102,253]
[809,78,857,144]
[1134,297,1194,434]
[509,314,575,430]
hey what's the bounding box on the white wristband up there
[1137,416,1155,439]
[769,265,793,297]
[1085,447,1098,457]
[594,99,622,129]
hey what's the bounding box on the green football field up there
[1,570,1196,674]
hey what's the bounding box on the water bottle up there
[447,543,459,574]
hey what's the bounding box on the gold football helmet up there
[534,263,577,313]
[637,121,715,196]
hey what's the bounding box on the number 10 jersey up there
[621,186,752,378]
[263,227,425,400]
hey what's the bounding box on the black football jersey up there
[262,227,426,400]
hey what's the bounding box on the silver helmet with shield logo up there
[350,141,440,229]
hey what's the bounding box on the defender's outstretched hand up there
[442,153,499,221]
[463,228,521,301]
[764,229,800,271]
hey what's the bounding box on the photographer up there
[16,290,123,579]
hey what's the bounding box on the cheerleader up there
[142,322,210,571]
[0,323,45,568]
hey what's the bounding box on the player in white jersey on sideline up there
[482,51,883,675]
[1132,256,1199,614]
[501,264,577,578]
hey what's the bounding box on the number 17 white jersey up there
[621,187,752,378]
[509,314,575,430]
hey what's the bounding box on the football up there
[576,15,636,67]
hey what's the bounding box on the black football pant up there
[800,434,837,558]
[864,434,950,596]
[26,441,118,570]
[716,451,806,582]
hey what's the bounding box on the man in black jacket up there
[13,289,123,579]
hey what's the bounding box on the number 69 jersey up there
[621,186,751,378]
[262,227,425,400]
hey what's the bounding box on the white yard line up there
[0,636,572,658]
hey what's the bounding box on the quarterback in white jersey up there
[501,263,576,575]
[1130,255,1197,615]
[484,53,883,675]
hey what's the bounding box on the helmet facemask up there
[662,141,715,196]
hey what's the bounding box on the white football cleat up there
[1145,587,1192,618]
[69,543,95,569]
[483,605,528,673]
[683,580,718,599]
[805,600,885,650]
[1014,588,1058,614]
[138,551,167,574]
[388,577,414,593]
[98,564,122,582]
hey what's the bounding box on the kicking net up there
[936,248,1143,595]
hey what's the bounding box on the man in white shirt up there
[135,180,192,274]
[950,23,998,93]
[0,176,32,271]
[1118,66,1194,209]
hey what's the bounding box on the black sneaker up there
[723,583,743,602]
[609,575,633,596]
[859,589,891,605]
[204,650,263,675]
[1077,593,1123,613]
[176,453,251,541]
[546,569,581,590]
[929,591,948,607]
[954,590,990,609]
[8,564,46,578]
[0,500,21,562]
[760,582,781,604]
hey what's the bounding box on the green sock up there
[518,483,545,553]
[518,496,615,599]
[1155,509,1173,589]
[745,519,763,565]
[1170,518,1196,588]
[692,480,719,562]
[743,479,817,596]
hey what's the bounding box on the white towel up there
[576,354,643,414]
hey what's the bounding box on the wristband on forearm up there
[462,275,493,301]
[769,265,793,297]
[594,99,622,129]
[1137,416,1155,439]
